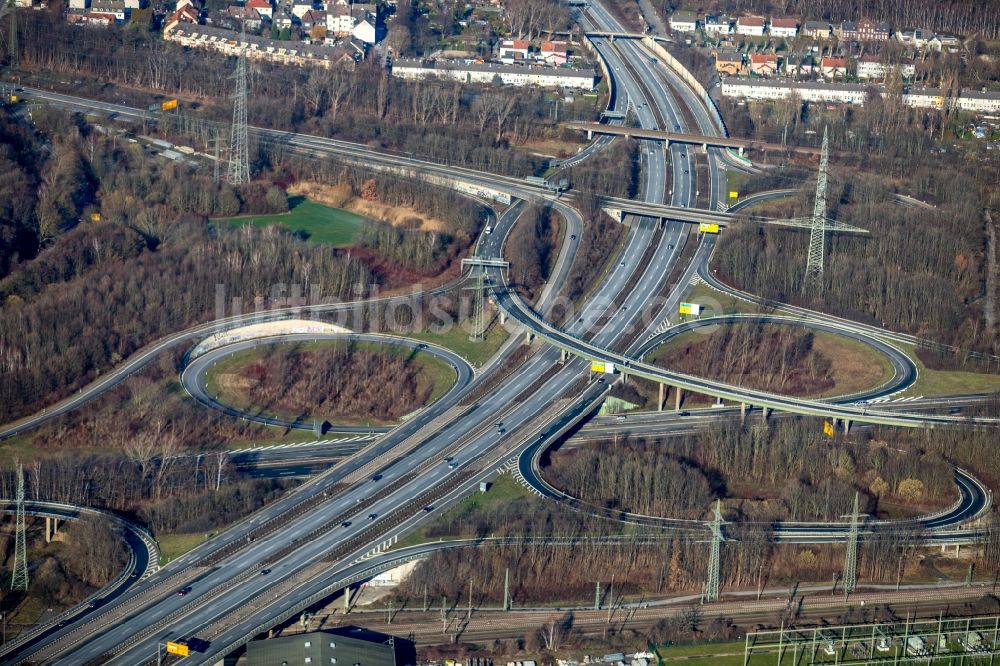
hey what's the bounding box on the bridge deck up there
[565,121,823,155]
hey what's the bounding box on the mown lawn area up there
[224,196,367,246]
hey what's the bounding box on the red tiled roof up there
[738,16,764,26]
[750,53,777,62]
[770,18,798,29]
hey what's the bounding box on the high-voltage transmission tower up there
[11,464,29,591]
[803,126,830,295]
[227,23,250,185]
[842,492,865,595]
[7,0,17,68]
[465,268,487,342]
[705,499,726,602]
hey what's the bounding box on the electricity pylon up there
[803,126,830,295]
[842,492,865,595]
[8,0,17,68]
[705,499,725,602]
[464,268,487,342]
[11,464,28,591]
[227,22,250,184]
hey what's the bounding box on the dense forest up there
[653,323,835,395]
[507,204,559,302]
[715,161,999,363]
[399,426,1000,613]
[0,105,487,423]
[222,342,440,422]
[0,516,129,607]
[546,419,954,522]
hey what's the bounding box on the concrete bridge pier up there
[44,516,59,543]
[523,330,534,345]
[842,419,851,435]
[587,129,593,140]
[738,146,745,156]
[761,406,771,422]
[674,387,683,411]
[740,402,748,423]
[658,383,667,411]
[559,349,567,364]
[499,311,507,325]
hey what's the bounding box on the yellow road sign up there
[679,302,702,316]
[823,420,835,437]
[165,642,190,657]
[729,191,739,198]
[590,361,606,373]
[161,98,178,111]
[698,222,720,234]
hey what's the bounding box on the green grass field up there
[411,320,511,368]
[894,342,1000,397]
[224,196,367,246]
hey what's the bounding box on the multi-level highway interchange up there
[1,1,999,663]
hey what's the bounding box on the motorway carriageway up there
[28,12,713,662]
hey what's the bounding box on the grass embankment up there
[157,532,210,564]
[224,196,367,246]
[392,474,531,550]
[204,340,457,427]
[410,320,510,368]
[895,342,1000,397]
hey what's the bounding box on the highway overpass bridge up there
[595,194,868,234]
[564,121,825,156]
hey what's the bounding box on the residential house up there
[956,89,1000,113]
[89,0,126,20]
[856,54,915,80]
[325,2,374,37]
[67,0,88,9]
[668,11,698,32]
[803,21,831,39]
[703,15,732,35]
[225,5,261,30]
[820,56,848,77]
[301,8,325,30]
[856,18,891,40]
[896,29,932,48]
[246,0,271,19]
[352,16,375,43]
[162,4,198,33]
[721,77,869,104]
[165,23,357,68]
[722,77,1000,110]
[714,50,745,76]
[784,53,816,77]
[769,17,798,39]
[736,15,766,37]
[391,58,596,89]
[749,52,778,76]
[902,86,944,109]
[928,34,961,51]
[291,0,313,18]
[272,10,292,29]
[326,4,353,35]
[835,20,859,41]
[540,41,568,65]
[498,39,530,62]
